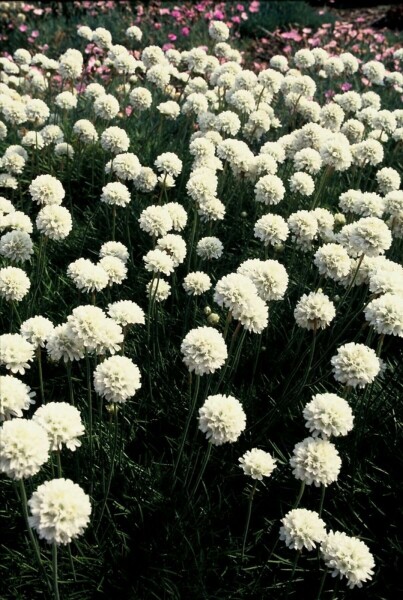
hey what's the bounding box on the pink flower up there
[341,82,353,91]
[162,43,175,51]
[31,30,39,38]
[249,1,260,12]
[181,26,190,36]
[168,33,177,41]
[18,24,28,32]
[125,106,132,117]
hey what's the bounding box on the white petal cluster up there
[138,205,173,237]
[33,402,84,451]
[0,375,35,421]
[314,243,351,281]
[280,508,326,551]
[67,305,123,355]
[0,266,30,301]
[303,393,354,438]
[101,182,131,207]
[154,152,182,177]
[29,174,65,206]
[320,531,375,588]
[181,326,227,376]
[0,419,49,479]
[100,126,130,154]
[197,236,223,260]
[239,448,277,480]
[255,174,285,206]
[331,343,381,388]
[99,241,129,263]
[294,290,336,330]
[146,278,171,302]
[129,87,152,111]
[98,256,127,285]
[46,323,85,363]
[28,478,91,545]
[290,437,341,487]
[364,293,403,337]
[0,230,33,263]
[108,300,145,326]
[254,214,289,247]
[20,316,54,348]
[105,152,141,181]
[94,94,120,120]
[237,259,288,302]
[289,172,315,196]
[337,217,392,257]
[198,394,246,445]
[93,355,141,403]
[67,258,108,293]
[183,272,212,296]
[288,210,318,250]
[143,249,174,276]
[36,205,72,240]
[156,234,187,267]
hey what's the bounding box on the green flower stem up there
[294,481,306,508]
[96,405,119,535]
[286,549,301,597]
[316,569,328,600]
[242,481,258,561]
[36,347,45,405]
[18,479,52,593]
[112,205,117,240]
[173,373,200,481]
[319,485,326,517]
[52,542,60,600]
[190,441,212,499]
[186,204,199,274]
[66,361,75,406]
[223,310,233,340]
[56,448,62,478]
[85,353,94,495]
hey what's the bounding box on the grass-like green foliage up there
[0,9,403,600]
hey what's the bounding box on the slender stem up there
[18,480,52,593]
[223,310,233,340]
[330,577,340,599]
[186,204,198,274]
[190,441,212,498]
[95,406,119,534]
[112,205,117,240]
[173,374,200,479]
[56,448,62,477]
[85,353,94,494]
[316,569,328,600]
[36,347,45,405]
[286,550,301,597]
[294,481,306,508]
[242,481,257,561]
[52,542,61,600]
[319,485,326,517]
[66,361,75,406]
[67,544,77,582]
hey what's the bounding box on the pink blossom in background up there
[249,1,260,13]
[162,43,175,51]
[341,82,353,91]
[181,27,190,36]
[31,30,39,38]
[18,24,28,32]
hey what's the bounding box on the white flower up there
[28,478,91,544]
[320,134,352,171]
[146,64,170,89]
[255,174,285,206]
[208,20,229,42]
[364,293,403,337]
[129,87,152,111]
[100,126,130,154]
[362,60,385,84]
[156,234,186,267]
[289,172,315,196]
[216,110,241,136]
[154,152,182,177]
[73,119,98,143]
[351,139,383,166]
[280,509,326,551]
[338,217,392,257]
[20,316,54,348]
[165,202,187,231]
[293,148,322,174]
[36,205,72,240]
[331,343,381,388]
[55,143,74,159]
[0,375,35,421]
[290,437,341,487]
[288,210,318,250]
[157,100,180,119]
[181,327,227,376]
[67,259,108,293]
[126,25,142,41]
[254,214,289,247]
[0,266,30,301]
[143,249,174,276]
[105,153,141,181]
[294,291,336,330]
[98,256,127,285]
[32,403,84,451]
[0,230,33,263]
[0,418,48,480]
[29,174,65,206]
[314,244,351,281]
[138,205,172,238]
[107,300,145,326]
[55,91,77,110]
[100,182,131,207]
[197,237,223,260]
[385,191,403,216]
[239,448,277,480]
[303,393,354,438]
[146,278,171,302]
[67,306,122,355]
[320,531,375,589]
[94,355,141,403]
[93,94,120,120]
[183,272,212,296]
[214,273,258,313]
[376,167,401,195]
[198,394,246,445]
[237,259,288,302]
[99,241,129,263]
[46,323,85,363]
[133,167,158,192]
